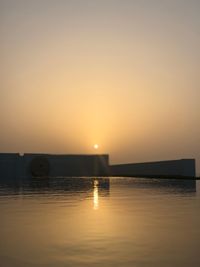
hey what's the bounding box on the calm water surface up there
[0,177,200,267]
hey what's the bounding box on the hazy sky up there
[0,0,200,172]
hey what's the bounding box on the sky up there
[0,0,200,173]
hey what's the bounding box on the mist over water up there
[0,177,200,267]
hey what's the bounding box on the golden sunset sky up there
[0,0,199,172]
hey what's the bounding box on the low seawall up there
[0,154,110,179]
[110,159,196,178]
[0,154,196,179]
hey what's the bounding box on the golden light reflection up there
[93,179,99,210]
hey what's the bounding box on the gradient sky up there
[0,0,200,172]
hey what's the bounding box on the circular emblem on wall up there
[30,156,50,177]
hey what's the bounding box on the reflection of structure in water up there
[0,177,110,197]
[114,178,196,194]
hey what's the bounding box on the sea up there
[0,177,199,267]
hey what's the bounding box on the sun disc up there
[93,144,99,150]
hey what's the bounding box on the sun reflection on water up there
[93,179,99,210]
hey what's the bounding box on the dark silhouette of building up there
[0,153,196,179]
[110,159,196,178]
[0,153,109,178]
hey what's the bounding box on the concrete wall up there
[110,159,196,177]
[24,154,109,177]
[0,154,20,180]
[0,154,196,179]
[0,153,110,179]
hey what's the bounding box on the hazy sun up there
[93,144,99,150]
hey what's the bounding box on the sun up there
[93,144,99,150]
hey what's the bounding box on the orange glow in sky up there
[0,0,199,172]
